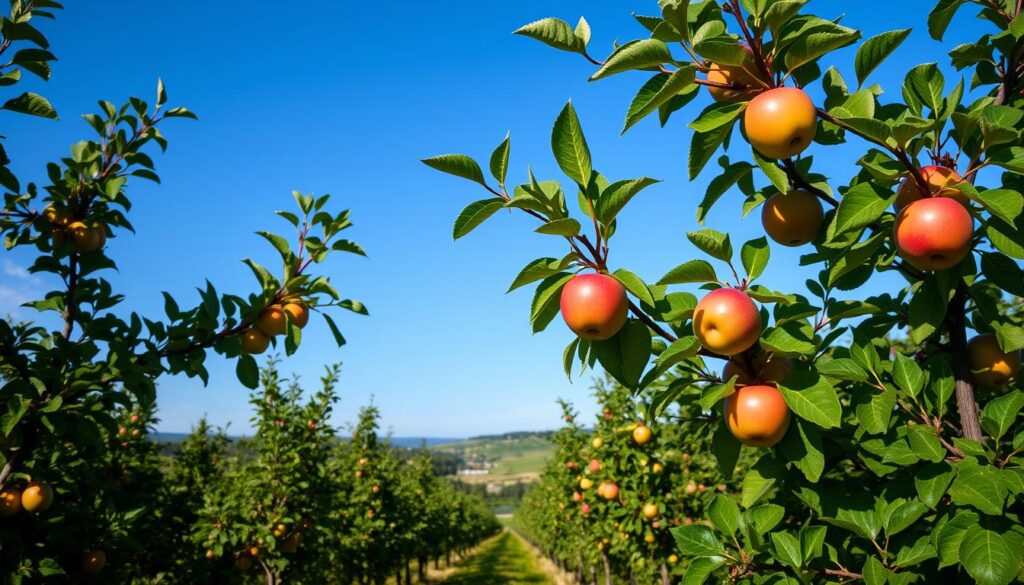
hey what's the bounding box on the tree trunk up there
[405,559,411,584]
[629,569,637,585]
[602,553,612,585]
[590,564,598,585]
[419,556,427,582]
[660,562,670,585]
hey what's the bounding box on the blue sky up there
[0,2,997,437]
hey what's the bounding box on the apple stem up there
[726,0,774,86]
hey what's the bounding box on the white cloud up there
[0,260,43,317]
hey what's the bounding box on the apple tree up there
[427,0,1024,583]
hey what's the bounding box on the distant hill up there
[432,431,555,484]
[151,432,463,449]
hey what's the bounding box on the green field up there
[434,433,554,482]
[438,531,552,584]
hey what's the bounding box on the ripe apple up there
[588,459,601,473]
[130,414,140,424]
[559,502,566,510]
[131,429,141,438]
[693,288,761,356]
[581,504,591,515]
[722,353,792,385]
[603,408,613,420]
[355,470,364,479]
[651,462,664,474]
[644,532,655,543]
[684,481,697,496]
[761,189,823,246]
[272,523,287,538]
[559,273,629,340]
[283,302,310,329]
[21,482,53,512]
[968,333,1022,387]
[67,221,106,253]
[248,546,261,558]
[257,305,288,336]
[894,197,973,271]
[281,532,301,553]
[117,427,127,437]
[895,166,968,210]
[705,48,760,102]
[82,550,106,574]
[0,488,21,517]
[372,484,381,494]
[566,461,576,470]
[572,492,583,502]
[743,87,817,160]
[358,458,368,466]
[642,503,659,519]
[205,549,216,559]
[698,483,707,493]
[580,478,594,491]
[591,436,603,449]
[632,424,652,445]
[681,453,691,463]
[600,482,619,501]
[669,554,679,564]
[725,384,791,447]
[239,329,270,354]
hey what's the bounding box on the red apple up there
[894,197,973,271]
[693,288,761,356]
[560,273,628,340]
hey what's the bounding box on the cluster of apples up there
[239,299,310,354]
[0,480,54,518]
[44,205,108,253]
[116,412,144,448]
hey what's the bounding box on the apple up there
[895,166,968,210]
[0,488,21,517]
[743,87,817,160]
[591,436,603,449]
[82,550,106,574]
[968,333,1022,387]
[651,462,664,474]
[681,453,691,463]
[566,461,576,470]
[283,302,310,329]
[669,554,679,564]
[580,478,594,491]
[273,523,287,538]
[118,427,127,437]
[761,189,824,246]
[239,329,270,355]
[21,482,53,512]
[894,197,973,271]
[257,305,288,336]
[642,503,659,519]
[698,483,707,493]
[205,549,216,559]
[603,408,613,420]
[559,273,628,340]
[131,429,140,438]
[581,504,591,515]
[130,414,140,424]
[248,546,261,558]
[705,47,761,102]
[644,532,655,543]
[372,484,381,494]
[572,492,583,502]
[632,424,652,445]
[725,385,791,447]
[67,221,107,253]
[43,205,70,226]
[693,288,761,356]
[723,352,792,385]
[600,482,619,501]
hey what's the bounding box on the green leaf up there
[935,510,976,568]
[782,19,860,72]
[816,358,868,382]
[960,524,1019,585]
[744,504,785,535]
[975,188,1024,227]
[2,91,56,119]
[514,18,587,53]
[508,257,575,292]
[687,229,733,263]
[711,416,741,480]
[752,150,789,192]
[771,531,803,568]
[892,353,925,398]
[741,454,785,508]
[591,39,673,80]
[689,123,736,180]
[678,557,726,585]
[905,63,944,112]
[740,237,770,281]
[885,501,929,537]
[800,525,827,564]
[908,277,950,345]
[489,132,510,187]
[907,425,945,463]
[916,462,956,509]
[707,494,741,536]
[761,320,816,356]
[862,556,887,585]
[669,525,725,557]
[981,390,1024,440]
[530,273,574,333]
[779,419,825,482]
[453,199,504,240]
[658,259,718,284]
[236,355,259,389]
[535,218,581,236]
[949,463,1006,516]
[613,268,655,306]
[422,154,487,186]
[563,338,580,380]
[928,0,967,40]
[894,535,936,568]
[831,181,894,235]
[855,29,911,87]
[688,101,747,133]
[551,101,592,187]
[597,177,660,224]
[697,161,754,224]
[624,68,697,132]
[778,371,842,428]
[591,319,652,389]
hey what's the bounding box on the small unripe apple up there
[591,436,603,449]
[239,329,270,354]
[651,462,664,474]
[273,523,287,538]
[579,478,594,491]
[21,482,53,512]
[894,197,973,271]
[761,189,823,246]
[67,221,106,253]
[725,385,791,447]
[82,550,106,574]
[684,481,697,496]
[0,488,22,517]
[895,166,968,210]
[282,302,310,328]
[968,333,1022,387]
[693,288,761,356]
[632,424,652,445]
[642,503,659,519]
[559,273,628,340]
[588,459,601,473]
[669,554,679,564]
[743,87,817,160]
[256,305,288,336]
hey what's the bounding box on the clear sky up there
[0,1,997,437]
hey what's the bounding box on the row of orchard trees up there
[514,377,755,585]
[2,359,500,584]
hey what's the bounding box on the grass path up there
[436,530,554,585]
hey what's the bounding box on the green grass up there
[439,531,552,585]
